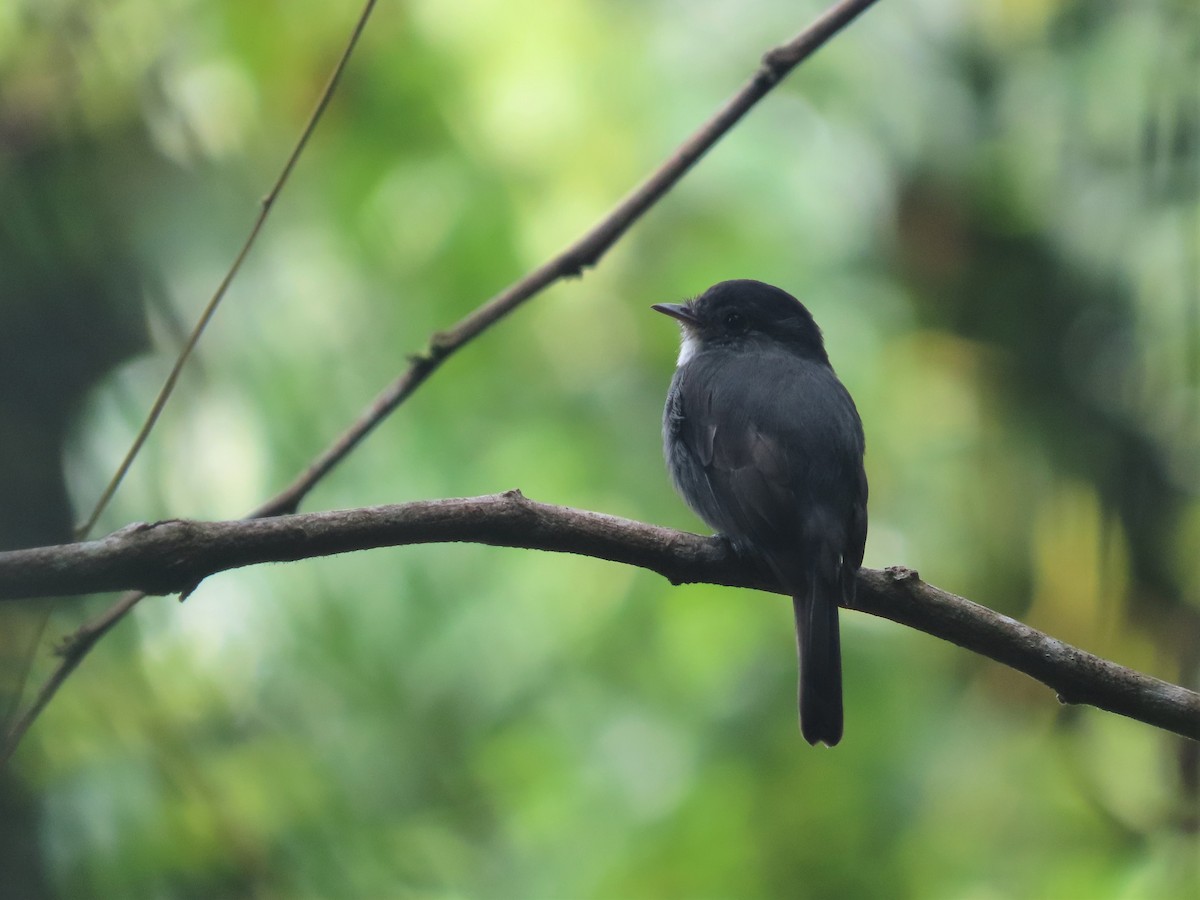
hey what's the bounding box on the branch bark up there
[1,492,1196,742]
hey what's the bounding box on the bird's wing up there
[705,416,800,550]
[675,350,865,576]
[841,463,868,602]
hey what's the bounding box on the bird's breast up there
[676,331,702,367]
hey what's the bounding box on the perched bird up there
[654,280,867,746]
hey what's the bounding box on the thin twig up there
[1,493,1195,743]
[0,590,141,768]
[8,0,883,763]
[74,0,381,539]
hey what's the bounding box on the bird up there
[653,279,867,746]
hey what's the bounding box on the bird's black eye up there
[723,311,748,333]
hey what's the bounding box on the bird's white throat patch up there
[677,330,700,366]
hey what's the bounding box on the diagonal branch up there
[1,491,1196,743]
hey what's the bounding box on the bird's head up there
[652,279,829,366]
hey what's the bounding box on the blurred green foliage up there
[1,0,1197,897]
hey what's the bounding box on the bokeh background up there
[2,0,1197,897]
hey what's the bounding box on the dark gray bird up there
[654,280,867,746]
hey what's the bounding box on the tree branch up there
[1,492,1196,743]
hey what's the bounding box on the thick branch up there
[1,492,1195,742]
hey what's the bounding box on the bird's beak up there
[651,302,699,325]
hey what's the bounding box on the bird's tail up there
[793,576,843,747]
